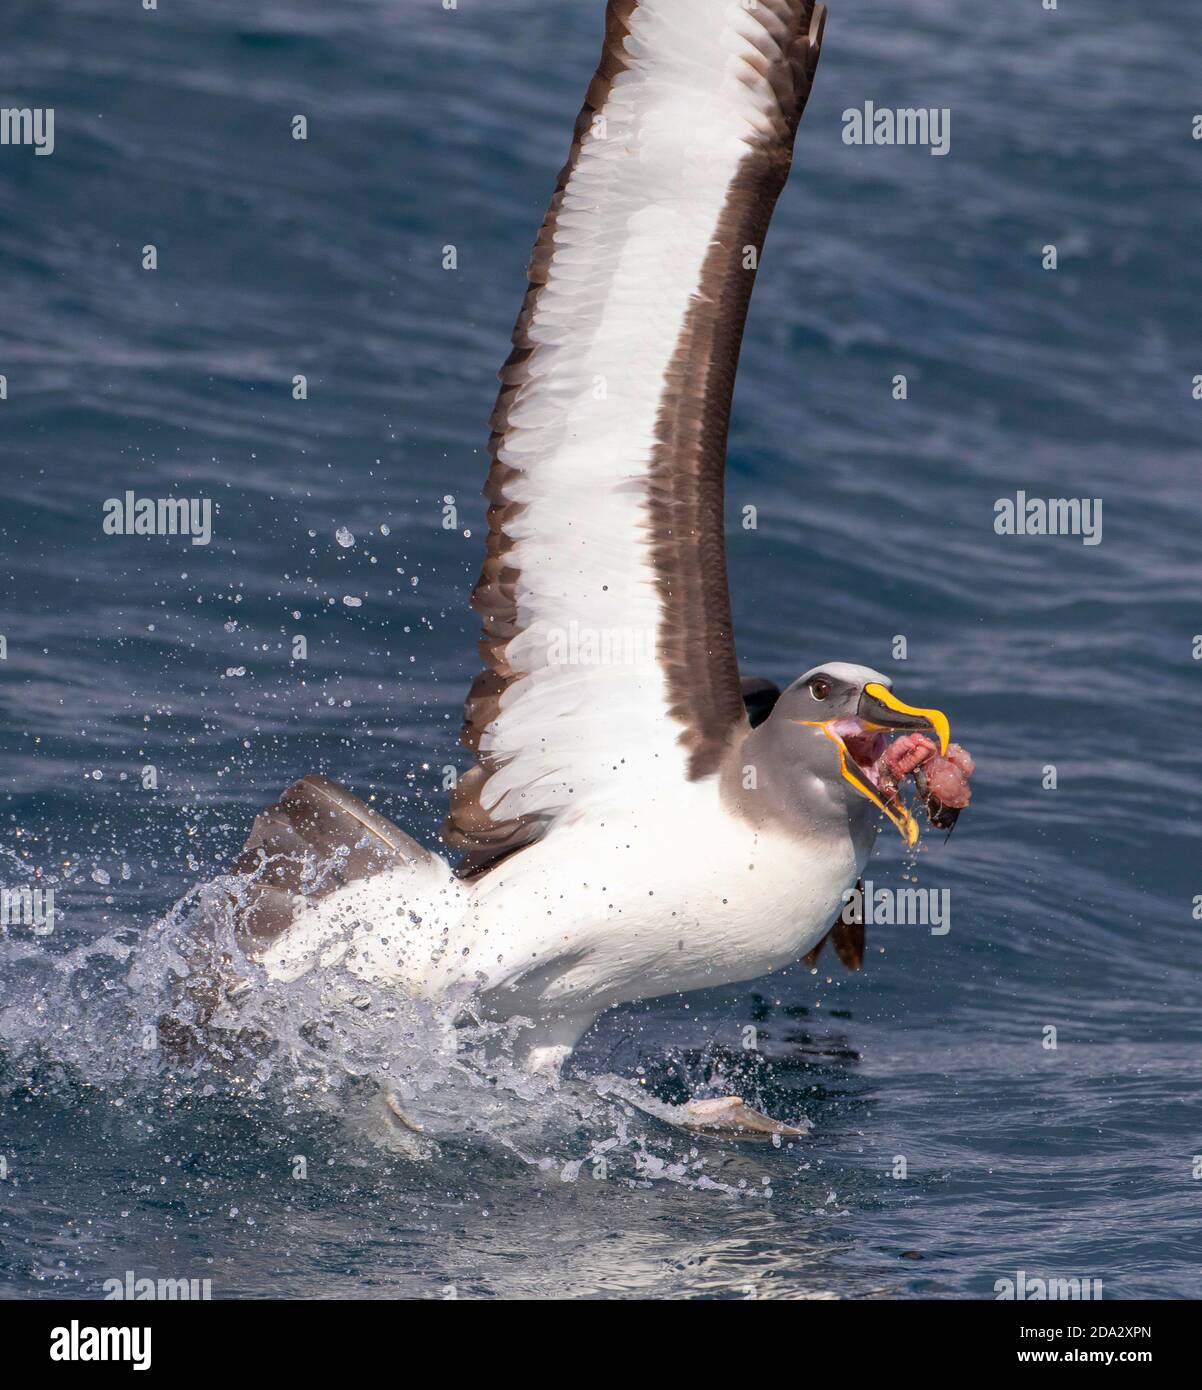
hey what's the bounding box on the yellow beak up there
[861,682,950,755]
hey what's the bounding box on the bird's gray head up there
[746,661,950,845]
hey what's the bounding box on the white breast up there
[439,779,866,1018]
[255,778,867,1039]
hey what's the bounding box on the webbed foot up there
[378,1089,436,1159]
[673,1095,810,1138]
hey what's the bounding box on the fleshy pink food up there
[875,733,974,823]
[880,732,938,782]
[923,751,972,809]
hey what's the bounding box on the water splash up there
[0,851,787,1196]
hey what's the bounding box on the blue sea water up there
[0,0,1199,1299]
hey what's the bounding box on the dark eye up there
[810,678,831,701]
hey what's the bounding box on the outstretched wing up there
[445,0,826,876]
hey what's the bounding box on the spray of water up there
[0,847,791,1194]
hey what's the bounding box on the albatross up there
[176,0,976,1132]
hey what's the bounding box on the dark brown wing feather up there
[649,4,825,780]
[159,776,431,1062]
[740,675,782,728]
[444,0,827,878]
[443,1,643,880]
[803,879,865,972]
[232,774,433,944]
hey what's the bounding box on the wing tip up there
[230,774,432,944]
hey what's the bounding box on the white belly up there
[254,781,867,1045]
[439,780,866,1019]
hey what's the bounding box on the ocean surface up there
[1,0,1199,1300]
